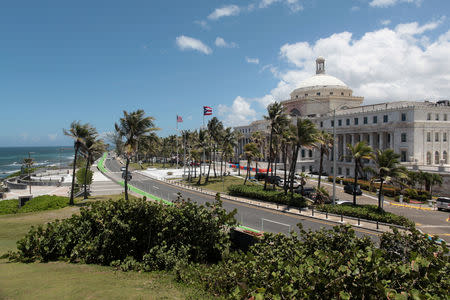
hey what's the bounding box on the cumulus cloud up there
[175,35,212,55]
[208,5,240,20]
[259,0,303,12]
[246,57,260,64]
[194,20,209,29]
[380,19,391,25]
[277,19,450,103]
[215,37,238,48]
[218,96,258,126]
[369,0,423,8]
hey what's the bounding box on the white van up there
[436,197,450,211]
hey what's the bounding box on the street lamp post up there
[27,152,34,195]
[332,108,336,205]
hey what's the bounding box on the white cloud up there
[276,20,450,103]
[175,35,212,55]
[246,57,260,64]
[218,96,258,126]
[194,20,209,29]
[350,6,360,11]
[380,19,391,26]
[208,5,240,20]
[215,37,238,48]
[259,0,303,12]
[369,0,423,8]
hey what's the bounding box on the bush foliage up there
[228,184,307,208]
[11,195,236,269]
[316,204,414,227]
[177,225,449,299]
[76,167,93,186]
[0,195,70,215]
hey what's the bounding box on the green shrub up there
[177,225,449,299]
[12,196,236,268]
[0,199,19,214]
[227,184,307,208]
[316,204,414,227]
[0,195,70,215]
[76,168,93,186]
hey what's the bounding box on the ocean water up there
[0,146,74,179]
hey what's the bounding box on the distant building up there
[234,57,450,193]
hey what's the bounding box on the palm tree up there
[345,141,373,205]
[81,136,106,199]
[314,131,334,189]
[281,125,296,195]
[206,117,223,182]
[251,131,265,175]
[430,173,443,197]
[115,110,158,200]
[64,121,96,205]
[288,118,318,195]
[367,149,406,210]
[243,142,261,185]
[263,102,286,190]
[221,128,237,178]
[234,130,244,176]
[196,129,209,184]
[22,157,34,195]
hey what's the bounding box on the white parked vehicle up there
[278,179,300,188]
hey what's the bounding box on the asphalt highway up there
[104,157,380,241]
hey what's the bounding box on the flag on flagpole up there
[203,106,213,115]
[177,115,183,122]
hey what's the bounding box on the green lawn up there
[0,195,213,299]
[183,176,259,193]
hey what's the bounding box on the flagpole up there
[202,112,205,177]
[176,115,179,169]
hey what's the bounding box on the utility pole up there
[332,108,337,205]
[27,152,34,195]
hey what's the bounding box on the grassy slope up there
[184,176,256,193]
[0,195,212,300]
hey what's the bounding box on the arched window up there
[290,108,301,117]
[426,152,432,165]
[435,151,440,164]
[443,151,448,164]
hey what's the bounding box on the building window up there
[346,168,350,176]
[383,115,388,123]
[331,120,334,127]
[427,113,431,120]
[444,132,447,142]
[341,92,344,96]
[346,119,350,126]
[401,113,406,121]
[445,114,448,121]
[338,167,342,175]
[435,132,439,142]
[316,92,321,96]
[444,151,448,164]
[373,116,378,124]
[309,165,313,172]
[330,92,333,95]
[338,119,342,126]
[301,149,305,158]
[305,93,308,96]
[354,118,359,125]
[302,166,305,172]
[427,152,431,165]
[401,151,407,162]
[363,116,368,124]
[427,132,431,142]
[320,121,323,128]
[330,166,334,174]
[309,150,313,157]
[436,114,440,120]
[435,151,440,164]
[401,133,407,143]
[296,95,298,99]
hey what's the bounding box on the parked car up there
[344,184,362,196]
[295,187,315,197]
[255,173,267,180]
[278,179,300,188]
[335,200,353,205]
[436,197,450,211]
[267,176,282,184]
[120,166,126,172]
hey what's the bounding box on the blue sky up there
[0,0,449,146]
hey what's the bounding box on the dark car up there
[295,187,315,197]
[344,184,362,196]
[255,173,267,180]
[267,176,282,184]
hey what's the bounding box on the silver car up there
[436,197,450,211]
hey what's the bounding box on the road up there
[104,157,381,241]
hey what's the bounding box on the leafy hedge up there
[177,225,449,299]
[316,204,414,227]
[228,184,307,208]
[0,195,70,215]
[10,196,236,270]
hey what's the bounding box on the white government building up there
[235,57,450,194]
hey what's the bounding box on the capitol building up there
[235,57,450,193]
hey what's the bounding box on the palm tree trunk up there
[264,129,274,190]
[213,145,217,178]
[220,153,224,178]
[272,148,279,190]
[283,145,288,195]
[206,152,212,183]
[83,153,90,200]
[318,147,324,189]
[353,161,358,205]
[244,159,250,185]
[69,144,79,205]
[289,146,300,197]
[378,179,384,210]
[125,156,130,200]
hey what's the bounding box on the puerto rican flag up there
[176,115,183,122]
[203,106,213,115]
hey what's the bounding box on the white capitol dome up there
[296,73,348,90]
